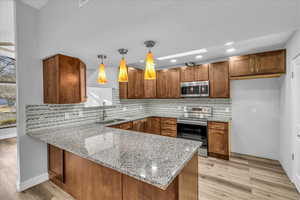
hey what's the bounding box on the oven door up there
[177,121,207,148]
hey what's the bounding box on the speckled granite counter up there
[28,123,201,190]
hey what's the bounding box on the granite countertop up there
[28,123,201,190]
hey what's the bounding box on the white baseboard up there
[17,173,49,192]
[295,175,300,193]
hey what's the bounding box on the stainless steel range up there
[177,106,212,157]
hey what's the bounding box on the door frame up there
[292,53,300,192]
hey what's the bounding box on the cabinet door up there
[229,55,256,77]
[43,56,59,103]
[209,62,230,98]
[255,50,286,74]
[128,67,144,99]
[132,119,146,132]
[161,118,177,137]
[48,144,64,183]
[79,61,87,102]
[146,117,161,134]
[119,122,133,130]
[167,68,180,98]
[144,80,156,98]
[194,64,209,81]
[119,82,128,99]
[156,70,168,98]
[59,56,81,103]
[180,67,194,82]
[208,128,228,156]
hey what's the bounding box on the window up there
[0,56,16,128]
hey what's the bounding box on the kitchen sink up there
[97,118,126,124]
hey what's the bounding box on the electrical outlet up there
[177,106,182,110]
[122,107,128,111]
[225,107,230,112]
[79,0,89,8]
[78,110,83,117]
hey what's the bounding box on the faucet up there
[101,101,107,121]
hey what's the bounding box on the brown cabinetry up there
[229,49,286,79]
[48,144,64,183]
[43,54,87,104]
[161,118,177,137]
[157,69,180,98]
[128,67,144,99]
[119,82,128,99]
[144,79,156,98]
[132,119,147,132]
[146,117,161,134]
[194,64,209,81]
[180,67,194,82]
[209,61,230,98]
[208,122,229,160]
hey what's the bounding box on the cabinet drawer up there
[119,122,133,130]
[161,118,177,125]
[209,122,228,130]
[161,129,177,137]
[161,124,177,131]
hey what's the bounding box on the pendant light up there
[118,48,129,82]
[97,54,107,84]
[144,40,156,80]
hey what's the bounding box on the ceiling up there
[34,0,300,69]
[21,0,49,9]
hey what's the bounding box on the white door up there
[293,54,300,192]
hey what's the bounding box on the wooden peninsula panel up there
[48,145,198,200]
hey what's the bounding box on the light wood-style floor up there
[1,138,299,200]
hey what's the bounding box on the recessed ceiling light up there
[157,48,207,60]
[225,41,234,46]
[195,55,203,59]
[226,48,236,53]
[170,59,177,63]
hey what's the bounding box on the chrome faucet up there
[101,101,107,121]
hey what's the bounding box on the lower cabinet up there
[132,119,147,132]
[208,122,229,160]
[160,118,177,137]
[145,117,161,134]
[48,144,64,183]
[48,145,123,200]
[49,145,198,200]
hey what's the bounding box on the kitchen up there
[1,0,300,199]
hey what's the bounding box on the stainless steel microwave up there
[180,81,209,97]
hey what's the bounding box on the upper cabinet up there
[180,64,209,82]
[144,79,156,98]
[157,68,180,98]
[128,67,144,99]
[229,49,286,79]
[209,61,230,98]
[43,54,87,104]
[194,64,209,81]
[180,66,194,82]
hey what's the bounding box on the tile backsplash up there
[26,89,231,131]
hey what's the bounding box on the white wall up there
[280,30,300,180]
[0,0,15,58]
[15,0,48,191]
[231,78,281,160]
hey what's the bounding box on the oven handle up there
[177,120,208,126]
